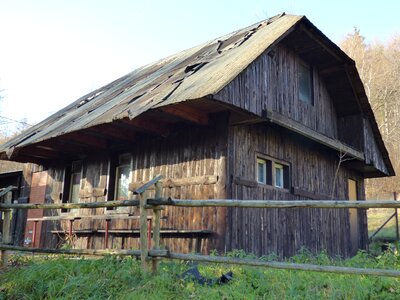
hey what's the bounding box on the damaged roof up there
[0,13,394,176]
[0,13,298,157]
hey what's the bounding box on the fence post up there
[394,192,399,243]
[139,190,149,271]
[1,191,12,266]
[152,181,162,273]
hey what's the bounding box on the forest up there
[340,30,400,199]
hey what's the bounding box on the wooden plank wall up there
[363,118,388,175]
[225,124,368,258]
[43,121,228,254]
[215,44,338,139]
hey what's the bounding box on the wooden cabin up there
[0,14,394,257]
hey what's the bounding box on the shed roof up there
[0,13,394,176]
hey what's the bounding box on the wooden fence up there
[1,175,400,277]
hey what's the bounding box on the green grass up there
[368,208,398,240]
[1,250,400,299]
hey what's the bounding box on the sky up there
[0,0,399,134]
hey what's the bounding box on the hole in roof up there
[77,90,104,108]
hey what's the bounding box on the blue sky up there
[0,0,399,132]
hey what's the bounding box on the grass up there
[1,249,400,299]
[368,208,399,240]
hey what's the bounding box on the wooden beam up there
[129,175,218,192]
[0,244,168,258]
[168,252,400,277]
[319,64,345,76]
[262,109,364,161]
[20,146,66,160]
[89,124,137,142]
[120,117,169,137]
[61,132,108,149]
[146,198,400,209]
[299,24,343,62]
[160,105,208,125]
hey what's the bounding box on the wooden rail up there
[1,177,400,278]
[3,199,400,210]
[147,198,400,209]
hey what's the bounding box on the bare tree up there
[340,30,400,199]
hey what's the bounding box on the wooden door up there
[348,179,358,255]
[24,171,48,247]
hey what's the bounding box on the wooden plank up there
[262,109,364,160]
[146,198,400,209]
[1,191,12,266]
[120,118,170,137]
[160,105,208,125]
[234,177,258,188]
[292,187,331,200]
[0,244,168,257]
[152,181,162,273]
[89,124,137,142]
[139,191,149,270]
[168,252,400,277]
[0,186,15,198]
[61,132,108,149]
[0,199,140,210]
[133,174,163,194]
[129,175,218,191]
[27,214,156,222]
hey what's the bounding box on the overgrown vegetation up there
[0,249,399,299]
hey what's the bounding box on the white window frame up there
[274,162,284,188]
[257,158,267,184]
[256,153,290,191]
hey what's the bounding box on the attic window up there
[298,62,313,105]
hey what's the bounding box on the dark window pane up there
[299,63,313,104]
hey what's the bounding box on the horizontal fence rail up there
[147,198,400,209]
[1,176,400,278]
[2,199,400,210]
[0,244,399,278]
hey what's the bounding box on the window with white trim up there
[256,156,290,189]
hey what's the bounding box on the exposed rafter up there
[120,118,170,137]
[160,105,209,125]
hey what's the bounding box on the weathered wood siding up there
[225,123,368,257]
[364,118,388,175]
[337,115,364,151]
[215,44,338,139]
[42,122,228,254]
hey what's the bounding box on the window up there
[62,161,83,213]
[257,158,267,184]
[256,156,290,189]
[298,62,313,105]
[115,154,131,200]
[107,153,132,211]
[274,163,284,188]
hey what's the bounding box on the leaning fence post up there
[139,190,149,271]
[152,180,163,273]
[1,191,12,266]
